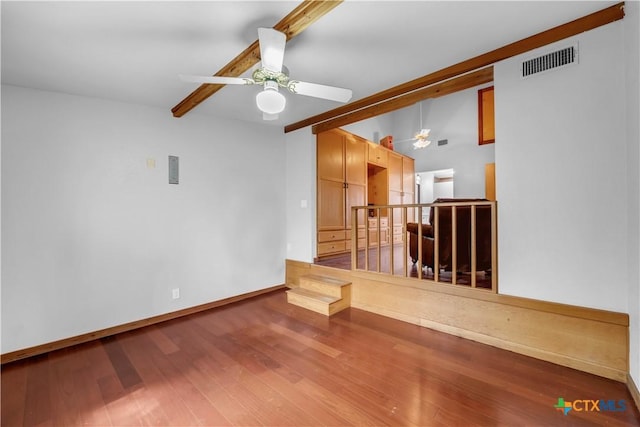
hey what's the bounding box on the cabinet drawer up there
[392,233,404,244]
[368,230,389,245]
[368,217,388,228]
[344,228,366,239]
[318,230,346,242]
[345,238,367,250]
[318,241,346,255]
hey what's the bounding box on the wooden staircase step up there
[286,287,350,316]
[299,274,352,299]
[288,287,340,304]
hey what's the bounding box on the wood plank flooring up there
[2,289,639,426]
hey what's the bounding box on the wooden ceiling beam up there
[312,67,493,134]
[285,1,625,133]
[171,0,343,118]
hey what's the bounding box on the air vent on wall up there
[437,139,448,147]
[522,43,578,78]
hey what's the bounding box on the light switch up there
[300,199,308,208]
[168,156,179,184]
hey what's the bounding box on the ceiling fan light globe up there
[413,139,432,150]
[415,129,431,139]
[256,88,286,114]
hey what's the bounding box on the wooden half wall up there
[286,259,629,382]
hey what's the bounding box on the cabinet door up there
[402,156,415,193]
[345,135,367,186]
[318,179,345,230]
[317,130,344,182]
[389,190,403,226]
[388,152,403,193]
[346,183,366,230]
[402,156,415,222]
[367,142,388,167]
[402,191,415,223]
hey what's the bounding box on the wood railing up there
[351,201,498,292]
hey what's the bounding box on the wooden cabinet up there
[317,128,415,257]
[367,217,389,246]
[402,156,415,208]
[345,135,367,231]
[317,129,367,256]
[367,142,388,167]
[392,225,404,244]
[388,152,415,242]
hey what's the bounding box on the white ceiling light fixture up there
[412,102,431,149]
[180,27,352,121]
[395,102,432,149]
[412,128,432,149]
[256,80,286,115]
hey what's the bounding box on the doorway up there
[416,168,454,223]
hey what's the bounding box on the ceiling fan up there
[396,102,432,149]
[180,28,353,120]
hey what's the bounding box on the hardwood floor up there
[2,289,639,426]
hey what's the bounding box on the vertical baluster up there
[471,204,477,288]
[491,202,498,292]
[351,206,358,271]
[452,205,457,285]
[402,207,408,277]
[434,205,439,283]
[364,207,370,272]
[376,208,381,273]
[417,206,423,280]
[389,206,394,276]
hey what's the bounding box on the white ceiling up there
[1,1,616,127]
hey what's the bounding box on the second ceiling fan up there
[181,27,353,120]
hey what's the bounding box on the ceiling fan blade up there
[288,81,352,103]
[179,75,254,85]
[258,28,286,72]
[394,138,416,144]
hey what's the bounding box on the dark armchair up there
[407,198,492,274]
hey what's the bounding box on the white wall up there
[278,12,639,384]
[284,114,396,264]
[342,112,394,144]
[494,22,627,312]
[623,0,640,392]
[1,85,286,353]
[391,88,495,199]
[285,127,316,262]
[418,172,435,205]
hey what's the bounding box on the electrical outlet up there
[172,288,180,299]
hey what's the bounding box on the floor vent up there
[522,44,578,78]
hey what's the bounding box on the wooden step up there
[286,287,350,316]
[298,274,351,299]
